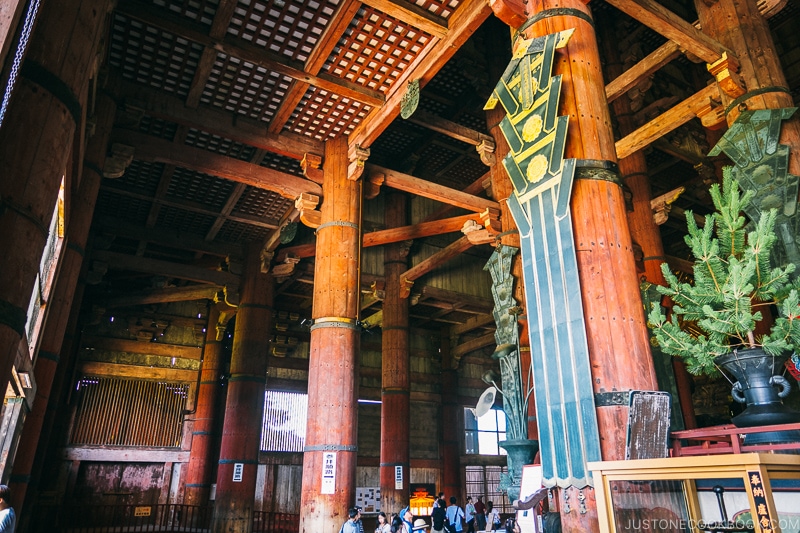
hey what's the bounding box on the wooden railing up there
[27,503,298,533]
[670,422,800,456]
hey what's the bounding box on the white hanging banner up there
[395,465,403,490]
[322,452,337,494]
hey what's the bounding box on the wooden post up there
[380,191,410,515]
[440,335,461,502]
[8,92,115,514]
[695,0,800,169]
[212,245,274,533]
[600,23,697,431]
[185,305,226,507]
[522,1,658,530]
[299,135,362,533]
[0,0,111,403]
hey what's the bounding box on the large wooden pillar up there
[599,24,697,431]
[8,92,115,513]
[440,335,461,502]
[695,0,800,163]
[212,245,274,533]
[299,135,362,533]
[0,0,110,397]
[522,1,658,530]
[185,305,228,507]
[380,191,410,515]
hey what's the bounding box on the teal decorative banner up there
[486,30,601,489]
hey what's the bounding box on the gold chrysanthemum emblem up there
[526,154,548,183]
[522,114,543,142]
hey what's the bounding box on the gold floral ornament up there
[526,154,548,183]
[522,114,543,142]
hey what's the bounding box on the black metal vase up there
[714,348,800,445]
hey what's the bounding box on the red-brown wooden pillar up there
[299,135,362,533]
[8,91,115,513]
[0,0,110,398]
[440,335,461,502]
[695,0,800,167]
[380,191,410,515]
[212,245,274,533]
[185,305,228,506]
[600,27,698,431]
[522,2,658,530]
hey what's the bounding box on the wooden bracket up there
[707,52,745,99]
[301,153,324,184]
[348,144,370,181]
[462,219,495,245]
[104,143,135,178]
[481,208,501,234]
[272,255,301,278]
[476,137,496,166]
[650,186,685,225]
[400,277,415,299]
[260,249,274,273]
[365,171,385,199]
[295,193,321,228]
[695,99,726,129]
[488,0,527,29]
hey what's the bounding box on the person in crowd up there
[445,496,465,533]
[400,506,415,533]
[485,501,500,532]
[431,498,447,533]
[413,518,430,533]
[474,496,486,531]
[465,496,476,533]
[391,514,405,533]
[341,507,362,533]
[0,486,14,533]
[376,512,391,533]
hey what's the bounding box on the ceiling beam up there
[107,75,323,160]
[276,213,484,261]
[80,361,198,382]
[116,1,385,108]
[83,336,203,360]
[112,129,322,199]
[603,0,733,64]
[615,83,722,159]
[269,0,362,135]
[350,0,493,148]
[451,313,495,337]
[407,109,493,146]
[400,235,474,298]
[605,40,682,103]
[185,0,238,109]
[369,164,500,213]
[360,0,448,38]
[103,285,224,308]
[452,332,496,359]
[93,250,240,287]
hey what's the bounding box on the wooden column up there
[440,335,461,502]
[299,135,362,533]
[695,0,800,166]
[0,0,110,399]
[185,305,227,507]
[212,245,274,533]
[523,1,658,530]
[8,92,115,513]
[600,25,697,431]
[380,191,410,515]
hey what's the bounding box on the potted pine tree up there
[648,169,800,445]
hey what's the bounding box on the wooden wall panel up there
[358,402,382,457]
[74,462,164,506]
[409,401,439,460]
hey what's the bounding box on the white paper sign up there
[395,465,403,490]
[322,452,337,494]
[232,463,244,482]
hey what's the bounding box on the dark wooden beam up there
[112,128,322,199]
[400,236,474,297]
[93,250,240,286]
[351,0,492,148]
[407,109,492,146]
[451,332,496,359]
[115,1,385,107]
[451,313,495,337]
[369,164,500,213]
[603,0,734,64]
[360,0,448,37]
[107,75,323,160]
[83,336,202,360]
[606,41,682,103]
[80,361,198,382]
[103,285,224,308]
[185,0,238,108]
